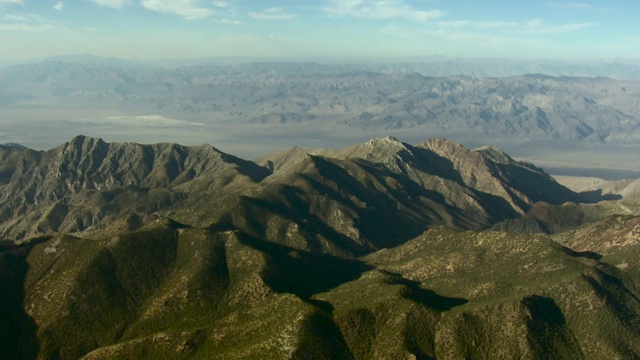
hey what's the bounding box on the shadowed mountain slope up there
[1,136,580,252]
[342,227,640,359]
[178,136,581,257]
[3,222,639,359]
[3,136,636,359]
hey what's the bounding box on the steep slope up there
[6,223,639,359]
[491,190,640,291]
[621,178,640,198]
[2,136,580,255]
[1,136,639,359]
[0,135,270,241]
[492,187,640,235]
[550,198,640,289]
[3,220,364,359]
[353,227,640,359]
[254,146,326,173]
[420,138,581,210]
[184,137,581,257]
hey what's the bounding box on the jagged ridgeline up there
[1,135,639,359]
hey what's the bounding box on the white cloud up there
[526,19,597,33]
[211,1,228,8]
[4,14,27,21]
[545,2,596,10]
[1,12,52,30]
[437,20,517,29]
[248,7,297,20]
[429,18,595,35]
[54,1,64,11]
[325,0,444,22]
[0,23,51,31]
[91,0,131,9]
[215,18,242,25]
[141,0,213,20]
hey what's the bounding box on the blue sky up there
[0,0,638,61]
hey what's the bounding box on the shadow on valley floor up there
[0,239,46,360]
[380,270,468,312]
[522,295,585,358]
[561,246,602,261]
[237,232,470,314]
[237,232,374,300]
[578,189,623,203]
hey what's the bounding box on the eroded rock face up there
[0,135,270,240]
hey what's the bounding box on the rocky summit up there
[1,136,639,359]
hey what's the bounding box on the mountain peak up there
[62,135,108,154]
[255,146,313,172]
[473,144,514,164]
[338,136,414,163]
[368,135,401,144]
[69,134,102,145]
[365,136,407,149]
[419,137,467,152]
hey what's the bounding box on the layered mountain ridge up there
[1,136,639,359]
[1,135,579,247]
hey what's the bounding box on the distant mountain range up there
[1,136,639,359]
[3,55,639,79]
[0,60,638,171]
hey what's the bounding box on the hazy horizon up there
[0,0,638,61]
[1,0,638,175]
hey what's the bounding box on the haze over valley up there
[1,59,639,175]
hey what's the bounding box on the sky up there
[0,0,638,61]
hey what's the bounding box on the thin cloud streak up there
[4,14,27,21]
[215,18,242,25]
[248,7,297,20]
[526,19,597,33]
[0,0,633,61]
[437,20,517,29]
[211,1,228,8]
[383,17,598,37]
[545,2,596,10]
[325,0,444,22]
[1,12,54,30]
[91,0,131,9]
[141,0,213,20]
[0,23,52,31]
